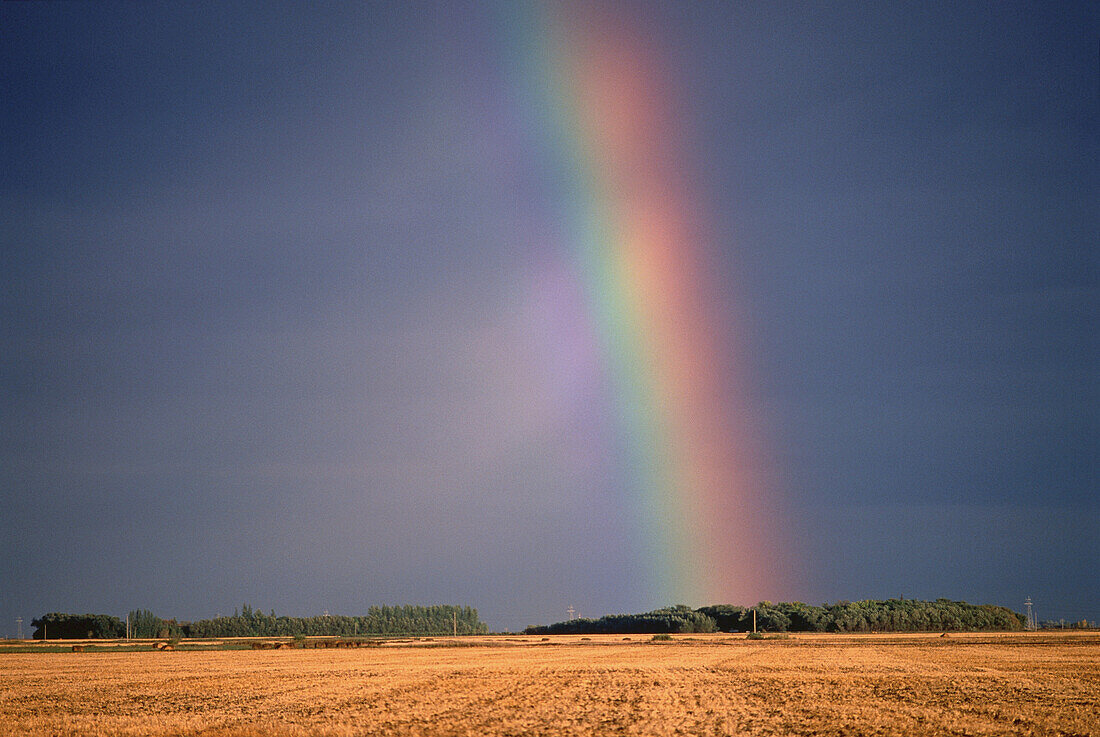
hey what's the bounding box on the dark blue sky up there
[2,1,1096,632]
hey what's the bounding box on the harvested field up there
[0,632,1096,736]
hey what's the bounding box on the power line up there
[1034,608,1100,618]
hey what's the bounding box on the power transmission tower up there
[567,605,576,621]
[1024,597,1035,630]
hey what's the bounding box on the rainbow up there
[501,4,784,606]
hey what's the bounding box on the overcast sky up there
[2,1,1096,632]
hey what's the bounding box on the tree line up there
[525,599,1026,635]
[31,612,126,640]
[524,605,718,635]
[32,604,487,639]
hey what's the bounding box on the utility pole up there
[1024,597,1035,630]
[15,617,22,641]
[453,610,457,637]
[753,609,757,634]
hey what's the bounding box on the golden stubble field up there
[0,632,1096,736]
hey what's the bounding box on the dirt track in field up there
[1,632,1096,736]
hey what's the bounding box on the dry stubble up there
[0,632,1096,736]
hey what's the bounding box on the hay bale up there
[71,645,85,652]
